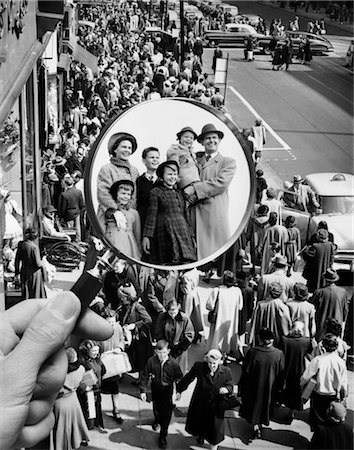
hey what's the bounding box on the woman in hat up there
[239,328,284,442]
[206,270,243,359]
[166,126,200,190]
[183,123,236,260]
[97,132,139,231]
[142,160,196,265]
[176,349,234,449]
[105,179,141,260]
[286,283,316,338]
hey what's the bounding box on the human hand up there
[113,347,122,354]
[125,323,136,331]
[0,291,113,450]
[142,236,150,255]
[113,211,127,230]
[219,387,229,395]
[183,185,195,197]
[175,392,181,402]
[92,236,105,251]
[140,393,147,402]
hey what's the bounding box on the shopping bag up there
[101,351,132,380]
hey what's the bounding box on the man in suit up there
[58,175,84,241]
[183,123,236,260]
[283,174,320,212]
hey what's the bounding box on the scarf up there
[110,155,132,171]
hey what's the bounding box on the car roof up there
[286,30,333,45]
[305,173,354,196]
[225,23,257,32]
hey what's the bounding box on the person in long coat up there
[311,268,348,341]
[303,229,334,292]
[177,349,234,450]
[206,271,243,357]
[287,283,316,338]
[246,204,269,267]
[249,282,291,347]
[14,227,46,299]
[239,328,285,441]
[261,212,288,275]
[142,161,196,264]
[284,215,301,274]
[97,132,139,229]
[183,124,236,260]
[279,321,312,424]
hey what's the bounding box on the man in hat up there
[257,255,296,303]
[58,175,84,241]
[309,401,353,449]
[283,174,320,212]
[239,328,285,441]
[42,205,70,241]
[183,123,236,260]
[312,268,348,341]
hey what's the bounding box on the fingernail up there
[47,294,78,320]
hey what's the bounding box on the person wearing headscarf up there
[249,282,291,347]
[287,283,316,339]
[176,349,234,450]
[303,229,335,292]
[239,328,285,442]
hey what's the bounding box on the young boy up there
[139,339,183,449]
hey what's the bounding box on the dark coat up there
[143,185,196,264]
[309,421,354,450]
[103,268,141,310]
[58,186,84,221]
[312,284,348,341]
[279,335,312,410]
[136,174,158,229]
[303,242,334,292]
[14,240,46,299]
[239,345,284,426]
[177,362,233,445]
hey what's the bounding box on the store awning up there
[65,41,98,75]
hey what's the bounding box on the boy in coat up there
[139,340,183,449]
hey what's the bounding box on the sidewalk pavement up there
[47,266,353,450]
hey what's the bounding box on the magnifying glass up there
[70,98,255,308]
[84,98,256,271]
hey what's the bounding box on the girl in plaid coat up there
[142,161,196,265]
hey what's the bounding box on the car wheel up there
[263,45,271,55]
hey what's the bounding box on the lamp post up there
[180,0,185,66]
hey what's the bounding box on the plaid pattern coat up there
[143,185,196,264]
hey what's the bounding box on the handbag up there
[215,393,242,415]
[207,290,219,324]
[301,377,317,401]
[101,351,132,380]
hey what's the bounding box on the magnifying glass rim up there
[84,97,256,271]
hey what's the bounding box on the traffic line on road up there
[228,86,292,151]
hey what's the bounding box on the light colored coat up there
[206,285,243,355]
[192,153,236,260]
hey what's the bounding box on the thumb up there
[6,292,81,390]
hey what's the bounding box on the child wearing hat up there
[105,180,141,260]
[139,340,183,449]
[166,127,200,191]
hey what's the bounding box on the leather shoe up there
[197,436,204,445]
[95,425,108,434]
[158,436,167,449]
[152,422,159,431]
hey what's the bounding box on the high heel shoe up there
[113,410,124,424]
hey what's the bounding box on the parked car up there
[235,13,262,27]
[144,27,177,52]
[283,31,334,55]
[279,173,354,271]
[203,23,271,50]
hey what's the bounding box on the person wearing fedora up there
[166,126,200,190]
[311,268,348,342]
[257,255,296,304]
[97,132,139,232]
[283,174,320,212]
[183,123,236,260]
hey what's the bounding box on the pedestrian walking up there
[287,283,316,338]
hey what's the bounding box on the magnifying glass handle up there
[70,250,116,312]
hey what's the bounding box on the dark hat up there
[294,282,309,300]
[109,179,135,199]
[176,126,198,141]
[285,215,296,226]
[272,255,288,267]
[258,328,274,341]
[108,132,137,155]
[293,174,303,183]
[255,118,262,125]
[44,205,57,214]
[328,401,347,422]
[156,160,179,179]
[322,268,339,282]
[197,123,224,143]
[53,155,67,166]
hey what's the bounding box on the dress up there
[179,268,204,339]
[239,345,285,426]
[105,207,141,260]
[14,239,46,299]
[143,185,196,264]
[177,362,233,445]
[51,366,89,450]
[206,285,243,356]
[3,199,22,246]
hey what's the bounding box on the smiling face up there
[163,166,178,188]
[202,132,220,155]
[114,140,133,160]
[143,150,160,171]
[179,131,195,149]
[116,185,133,206]
[88,345,100,359]
[208,360,219,373]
